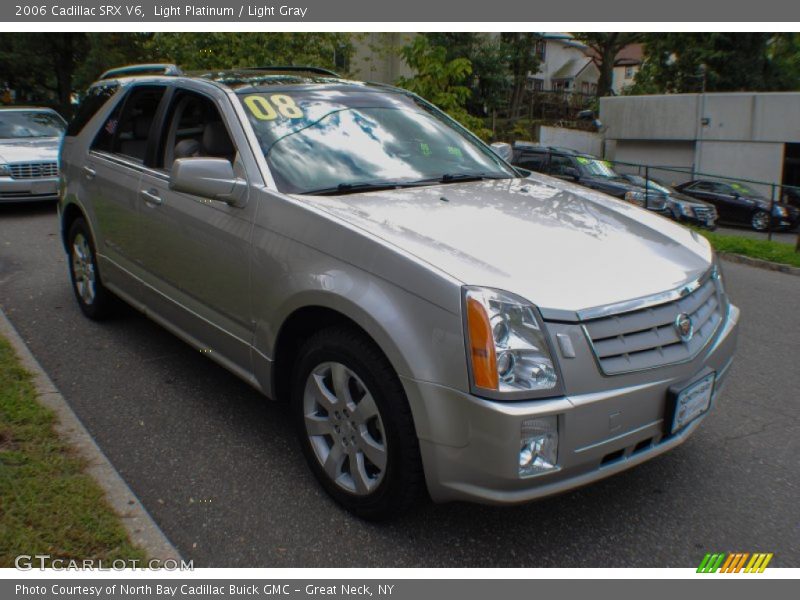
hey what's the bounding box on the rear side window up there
[65,83,119,137]
[517,151,547,172]
[92,85,166,163]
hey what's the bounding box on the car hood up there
[292,176,713,315]
[667,191,714,207]
[0,137,61,163]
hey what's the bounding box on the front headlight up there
[0,164,11,177]
[463,287,561,398]
[624,190,646,207]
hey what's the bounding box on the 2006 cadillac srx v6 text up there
[58,65,739,519]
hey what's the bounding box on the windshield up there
[729,182,763,197]
[0,111,66,139]
[575,156,620,179]
[237,86,515,194]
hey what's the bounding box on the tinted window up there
[66,83,119,137]
[690,181,716,192]
[159,91,237,170]
[516,151,547,171]
[0,110,66,139]
[92,86,166,162]
[550,155,574,176]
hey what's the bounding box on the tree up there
[396,35,489,137]
[73,33,152,93]
[425,33,510,116]
[0,34,90,114]
[144,33,353,73]
[500,33,543,118]
[573,32,644,97]
[632,33,800,94]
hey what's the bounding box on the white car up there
[0,107,66,203]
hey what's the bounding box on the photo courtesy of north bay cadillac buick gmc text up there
[57,64,739,519]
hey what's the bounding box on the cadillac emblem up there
[675,313,694,342]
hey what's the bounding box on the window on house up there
[535,39,546,61]
[625,66,635,79]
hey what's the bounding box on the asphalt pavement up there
[1,201,798,567]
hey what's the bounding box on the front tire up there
[67,218,115,320]
[291,326,425,520]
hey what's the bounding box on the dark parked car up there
[675,179,799,231]
[510,144,668,212]
[620,174,717,229]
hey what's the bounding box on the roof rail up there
[242,66,340,77]
[99,63,183,80]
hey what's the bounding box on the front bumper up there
[404,304,740,504]
[0,176,59,202]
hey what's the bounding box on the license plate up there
[31,181,57,195]
[671,373,715,433]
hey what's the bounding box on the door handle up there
[83,166,96,180]
[140,189,163,206]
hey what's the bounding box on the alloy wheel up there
[751,211,770,231]
[302,362,387,495]
[71,232,96,305]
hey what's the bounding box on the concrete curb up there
[0,308,182,562]
[719,252,800,277]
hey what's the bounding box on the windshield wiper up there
[302,181,422,196]
[413,172,509,185]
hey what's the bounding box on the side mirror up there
[490,142,513,162]
[169,157,247,207]
[563,167,580,181]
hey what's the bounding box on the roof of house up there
[614,43,644,67]
[550,57,595,81]
[583,43,645,67]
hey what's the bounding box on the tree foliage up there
[395,36,490,138]
[573,32,644,97]
[143,32,352,72]
[424,33,510,115]
[500,33,543,118]
[632,33,800,94]
[1,32,353,115]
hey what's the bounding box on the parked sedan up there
[675,179,799,231]
[620,174,717,229]
[0,107,66,203]
[509,144,669,213]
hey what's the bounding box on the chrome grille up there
[693,205,717,221]
[583,273,725,375]
[8,162,59,179]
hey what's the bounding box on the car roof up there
[89,64,402,96]
[0,106,60,112]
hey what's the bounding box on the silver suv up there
[59,65,740,519]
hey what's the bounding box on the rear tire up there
[291,326,426,520]
[751,210,770,231]
[67,218,115,320]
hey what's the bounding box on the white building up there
[600,92,800,195]
[529,33,599,96]
[348,33,600,96]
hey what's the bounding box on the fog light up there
[519,416,558,477]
